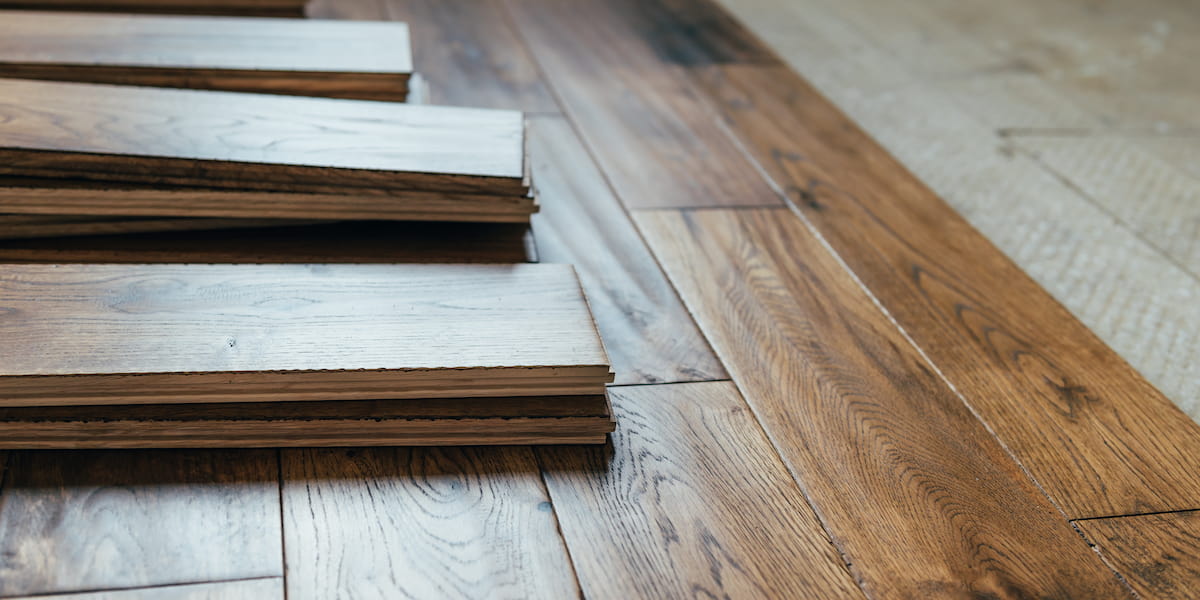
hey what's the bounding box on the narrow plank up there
[634,208,1131,598]
[0,264,611,406]
[538,382,863,599]
[501,0,782,209]
[0,450,280,597]
[0,395,614,448]
[529,116,726,384]
[282,446,580,599]
[692,61,1200,518]
[378,0,557,111]
[1078,511,1200,600]
[0,79,527,197]
[0,220,535,263]
[0,0,306,17]
[5,578,283,600]
[0,12,411,101]
[0,214,321,239]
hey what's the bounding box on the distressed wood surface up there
[0,11,411,100]
[538,382,864,599]
[3,579,283,600]
[1078,511,1200,600]
[0,450,281,597]
[282,446,580,599]
[635,208,1131,598]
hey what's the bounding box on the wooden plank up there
[634,208,1131,598]
[378,0,556,111]
[0,0,306,17]
[538,382,864,599]
[0,395,614,448]
[500,0,783,209]
[692,61,1200,518]
[529,116,726,384]
[0,450,280,597]
[4,578,283,600]
[0,214,322,239]
[0,220,535,263]
[0,11,411,101]
[1078,511,1200,600]
[0,263,611,406]
[282,446,580,599]
[0,78,527,197]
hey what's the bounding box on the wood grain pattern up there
[0,78,526,196]
[529,116,726,384]
[282,446,580,599]
[538,381,863,599]
[634,208,1131,598]
[1078,511,1200,600]
[0,0,306,17]
[0,395,614,448]
[501,0,782,209]
[0,450,281,597]
[4,578,283,600]
[691,61,1200,518]
[0,220,535,263]
[0,11,410,101]
[0,264,611,406]
[0,214,321,239]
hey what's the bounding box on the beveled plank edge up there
[0,576,286,600]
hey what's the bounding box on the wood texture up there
[634,208,1130,598]
[0,264,611,406]
[283,446,580,599]
[0,395,614,448]
[0,450,280,597]
[1078,511,1200,600]
[0,213,321,239]
[538,382,863,599]
[692,61,1200,518]
[529,116,726,384]
[0,78,527,196]
[0,220,535,263]
[501,0,783,209]
[0,0,306,17]
[5,579,283,600]
[0,11,411,101]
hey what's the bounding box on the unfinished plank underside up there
[0,11,412,100]
[0,263,611,406]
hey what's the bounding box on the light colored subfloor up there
[720,0,1200,417]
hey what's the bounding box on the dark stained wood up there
[0,12,411,101]
[500,0,782,209]
[0,0,306,17]
[529,116,726,384]
[692,61,1200,518]
[282,446,580,599]
[0,214,322,240]
[4,578,284,600]
[634,208,1132,598]
[538,382,864,599]
[1078,512,1200,600]
[0,220,535,263]
[0,395,614,448]
[0,450,281,597]
[379,0,556,111]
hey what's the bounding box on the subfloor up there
[1,0,1199,598]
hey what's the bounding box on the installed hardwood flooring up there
[538,382,863,599]
[1078,511,1200,600]
[0,451,281,597]
[4,579,283,600]
[634,208,1130,598]
[282,446,579,599]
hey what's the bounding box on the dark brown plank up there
[529,115,726,384]
[4,578,283,600]
[379,0,556,111]
[1078,512,1200,600]
[538,382,864,599]
[0,214,323,240]
[0,220,534,263]
[0,450,281,597]
[634,208,1131,598]
[693,61,1200,518]
[0,0,306,17]
[500,0,782,209]
[282,446,580,599]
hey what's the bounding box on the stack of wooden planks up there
[0,0,308,17]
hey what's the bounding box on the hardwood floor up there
[2,0,1197,597]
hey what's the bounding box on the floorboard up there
[281,447,579,599]
[0,451,281,597]
[634,207,1131,598]
[3,579,283,600]
[1077,511,1200,600]
[538,382,864,599]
